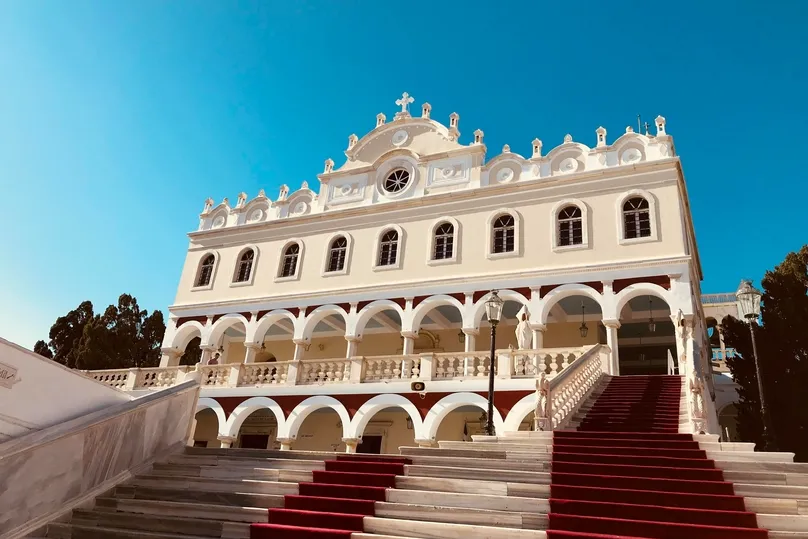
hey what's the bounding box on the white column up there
[401,331,416,355]
[159,348,182,368]
[343,437,360,453]
[244,342,261,363]
[530,324,545,349]
[293,340,306,361]
[345,337,360,358]
[603,320,620,375]
[277,437,293,451]
[463,329,478,352]
[217,435,236,449]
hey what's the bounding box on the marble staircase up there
[33,435,808,539]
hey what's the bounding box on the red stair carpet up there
[250,454,410,539]
[546,375,769,539]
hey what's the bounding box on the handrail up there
[535,344,607,431]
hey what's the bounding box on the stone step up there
[96,492,546,531]
[70,508,250,538]
[150,462,315,482]
[94,497,269,522]
[403,444,798,464]
[758,514,808,533]
[115,484,284,509]
[362,516,546,538]
[375,502,545,530]
[386,488,548,514]
[128,474,299,495]
[734,482,808,500]
[395,476,548,498]
[45,523,214,539]
[724,470,808,487]
[406,464,550,485]
[165,454,325,470]
[745,497,808,516]
[720,461,808,474]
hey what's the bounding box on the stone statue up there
[689,371,706,434]
[534,373,551,431]
[515,306,532,350]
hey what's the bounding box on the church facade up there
[91,94,716,452]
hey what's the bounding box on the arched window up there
[433,222,454,260]
[327,237,348,272]
[234,249,255,283]
[558,206,583,246]
[196,255,215,287]
[623,197,651,239]
[378,230,399,266]
[492,215,515,253]
[280,243,299,278]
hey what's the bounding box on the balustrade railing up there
[199,364,231,387]
[361,355,419,382]
[240,361,292,385]
[509,347,590,378]
[87,369,130,389]
[539,345,607,431]
[136,367,185,388]
[298,359,351,384]
[83,346,600,391]
[432,352,490,379]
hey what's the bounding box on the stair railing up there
[535,344,608,431]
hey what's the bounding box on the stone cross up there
[395,92,414,114]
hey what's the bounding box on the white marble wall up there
[0,380,199,538]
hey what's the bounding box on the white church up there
[6,93,805,539]
[90,92,716,452]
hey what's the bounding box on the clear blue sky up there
[1,1,805,349]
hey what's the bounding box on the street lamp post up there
[736,280,776,451]
[484,290,504,436]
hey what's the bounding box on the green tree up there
[33,340,54,359]
[722,245,808,460]
[36,295,166,370]
[48,301,95,368]
[180,337,202,366]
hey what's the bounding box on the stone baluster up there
[548,354,559,374]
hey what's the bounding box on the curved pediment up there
[339,118,466,172]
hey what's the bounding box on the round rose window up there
[384,169,410,193]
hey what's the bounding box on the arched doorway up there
[617,294,675,375]
[355,406,416,454]
[235,408,279,449]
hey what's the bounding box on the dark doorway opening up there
[240,434,270,449]
[619,345,674,375]
[357,435,383,454]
